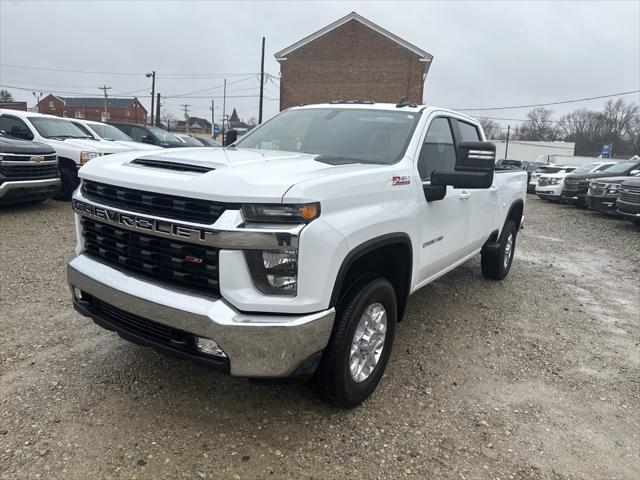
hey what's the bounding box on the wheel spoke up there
[349,303,388,383]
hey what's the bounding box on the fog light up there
[73,286,84,301]
[196,337,227,358]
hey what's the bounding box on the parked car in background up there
[109,122,187,148]
[0,132,59,205]
[616,177,640,223]
[72,119,160,152]
[174,133,206,147]
[194,137,221,147]
[528,165,575,193]
[0,109,128,200]
[586,173,640,215]
[562,159,640,207]
[536,161,617,202]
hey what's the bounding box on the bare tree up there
[0,89,15,102]
[557,109,603,139]
[601,98,638,140]
[477,117,501,139]
[162,112,177,131]
[246,116,258,128]
[518,107,558,141]
[624,112,640,154]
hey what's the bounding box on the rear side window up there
[457,120,481,141]
[417,117,456,180]
[128,126,148,142]
[113,124,131,136]
[0,115,34,141]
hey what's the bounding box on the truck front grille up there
[81,217,220,295]
[619,185,640,204]
[0,162,59,180]
[81,180,236,225]
[538,177,550,187]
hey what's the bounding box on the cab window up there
[0,115,34,141]
[417,117,456,180]
[457,120,481,141]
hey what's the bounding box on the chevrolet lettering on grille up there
[72,199,216,243]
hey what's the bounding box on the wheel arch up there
[58,156,78,171]
[329,233,413,322]
[505,199,524,231]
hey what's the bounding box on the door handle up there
[459,191,471,200]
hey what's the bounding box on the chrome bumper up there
[0,178,60,199]
[67,255,335,377]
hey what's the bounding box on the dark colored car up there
[561,160,640,207]
[109,123,187,148]
[586,174,640,215]
[194,137,221,147]
[0,132,59,204]
[617,177,640,223]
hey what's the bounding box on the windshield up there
[535,166,564,174]
[235,108,421,164]
[147,126,181,144]
[601,161,637,174]
[527,163,546,171]
[574,162,600,174]
[179,135,204,146]
[90,123,132,141]
[29,117,92,139]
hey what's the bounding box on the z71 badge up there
[392,176,410,186]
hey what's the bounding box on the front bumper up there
[617,198,640,220]
[68,254,335,377]
[0,178,60,204]
[586,195,619,215]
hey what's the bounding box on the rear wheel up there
[313,275,397,408]
[54,166,78,201]
[481,220,517,280]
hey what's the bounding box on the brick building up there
[175,117,212,134]
[275,12,433,110]
[37,95,147,123]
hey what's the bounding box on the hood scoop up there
[131,155,216,173]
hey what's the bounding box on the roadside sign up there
[213,123,221,134]
[602,143,612,158]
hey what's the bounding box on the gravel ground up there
[1,196,638,480]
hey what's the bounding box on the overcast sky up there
[1,0,639,131]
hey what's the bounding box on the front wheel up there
[54,166,78,201]
[313,275,397,408]
[481,220,517,280]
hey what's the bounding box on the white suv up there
[0,109,130,200]
[71,119,161,153]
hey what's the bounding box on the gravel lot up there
[1,196,638,480]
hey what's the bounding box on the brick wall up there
[279,19,427,110]
[38,95,147,124]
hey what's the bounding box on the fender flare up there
[329,232,413,317]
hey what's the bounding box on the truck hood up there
[46,138,125,154]
[78,147,378,203]
[0,136,56,155]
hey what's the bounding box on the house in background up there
[174,117,212,134]
[228,108,250,132]
[0,101,27,111]
[37,95,148,123]
[275,11,433,110]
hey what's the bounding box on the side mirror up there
[431,141,495,189]
[630,169,640,176]
[141,134,155,144]
[224,129,238,146]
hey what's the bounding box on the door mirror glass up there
[431,141,496,189]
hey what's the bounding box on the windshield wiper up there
[314,155,389,165]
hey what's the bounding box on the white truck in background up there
[67,102,527,408]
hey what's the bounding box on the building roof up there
[176,117,212,128]
[57,96,146,111]
[274,11,433,62]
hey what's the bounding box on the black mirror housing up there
[224,129,238,146]
[432,141,495,189]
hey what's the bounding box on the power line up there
[457,89,640,111]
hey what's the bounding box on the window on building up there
[417,117,456,180]
[457,120,481,141]
[63,111,68,117]
[0,115,34,140]
[75,111,85,119]
[48,101,54,109]
[125,110,130,117]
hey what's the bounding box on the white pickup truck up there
[67,102,527,408]
[0,110,138,200]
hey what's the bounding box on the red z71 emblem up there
[183,256,203,264]
[392,176,410,186]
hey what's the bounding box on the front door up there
[416,115,472,282]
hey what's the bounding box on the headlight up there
[242,203,320,223]
[606,184,621,194]
[550,178,560,185]
[245,249,298,295]
[80,151,101,165]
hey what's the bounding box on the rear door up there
[415,115,472,282]
[453,118,498,250]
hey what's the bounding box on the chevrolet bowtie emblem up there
[31,155,44,163]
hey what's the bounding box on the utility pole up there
[99,85,111,121]
[222,78,227,144]
[146,71,156,125]
[504,125,511,159]
[180,104,190,134]
[259,36,265,124]
[210,99,215,139]
[156,93,161,127]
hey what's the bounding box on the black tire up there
[54,166,78,201]
[481,220,517,280]
[313,275,397,409]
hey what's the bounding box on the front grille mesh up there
[81,180,236,225]
[82,217,220,295]
[0,162,59,180]
[619,186,640,203]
